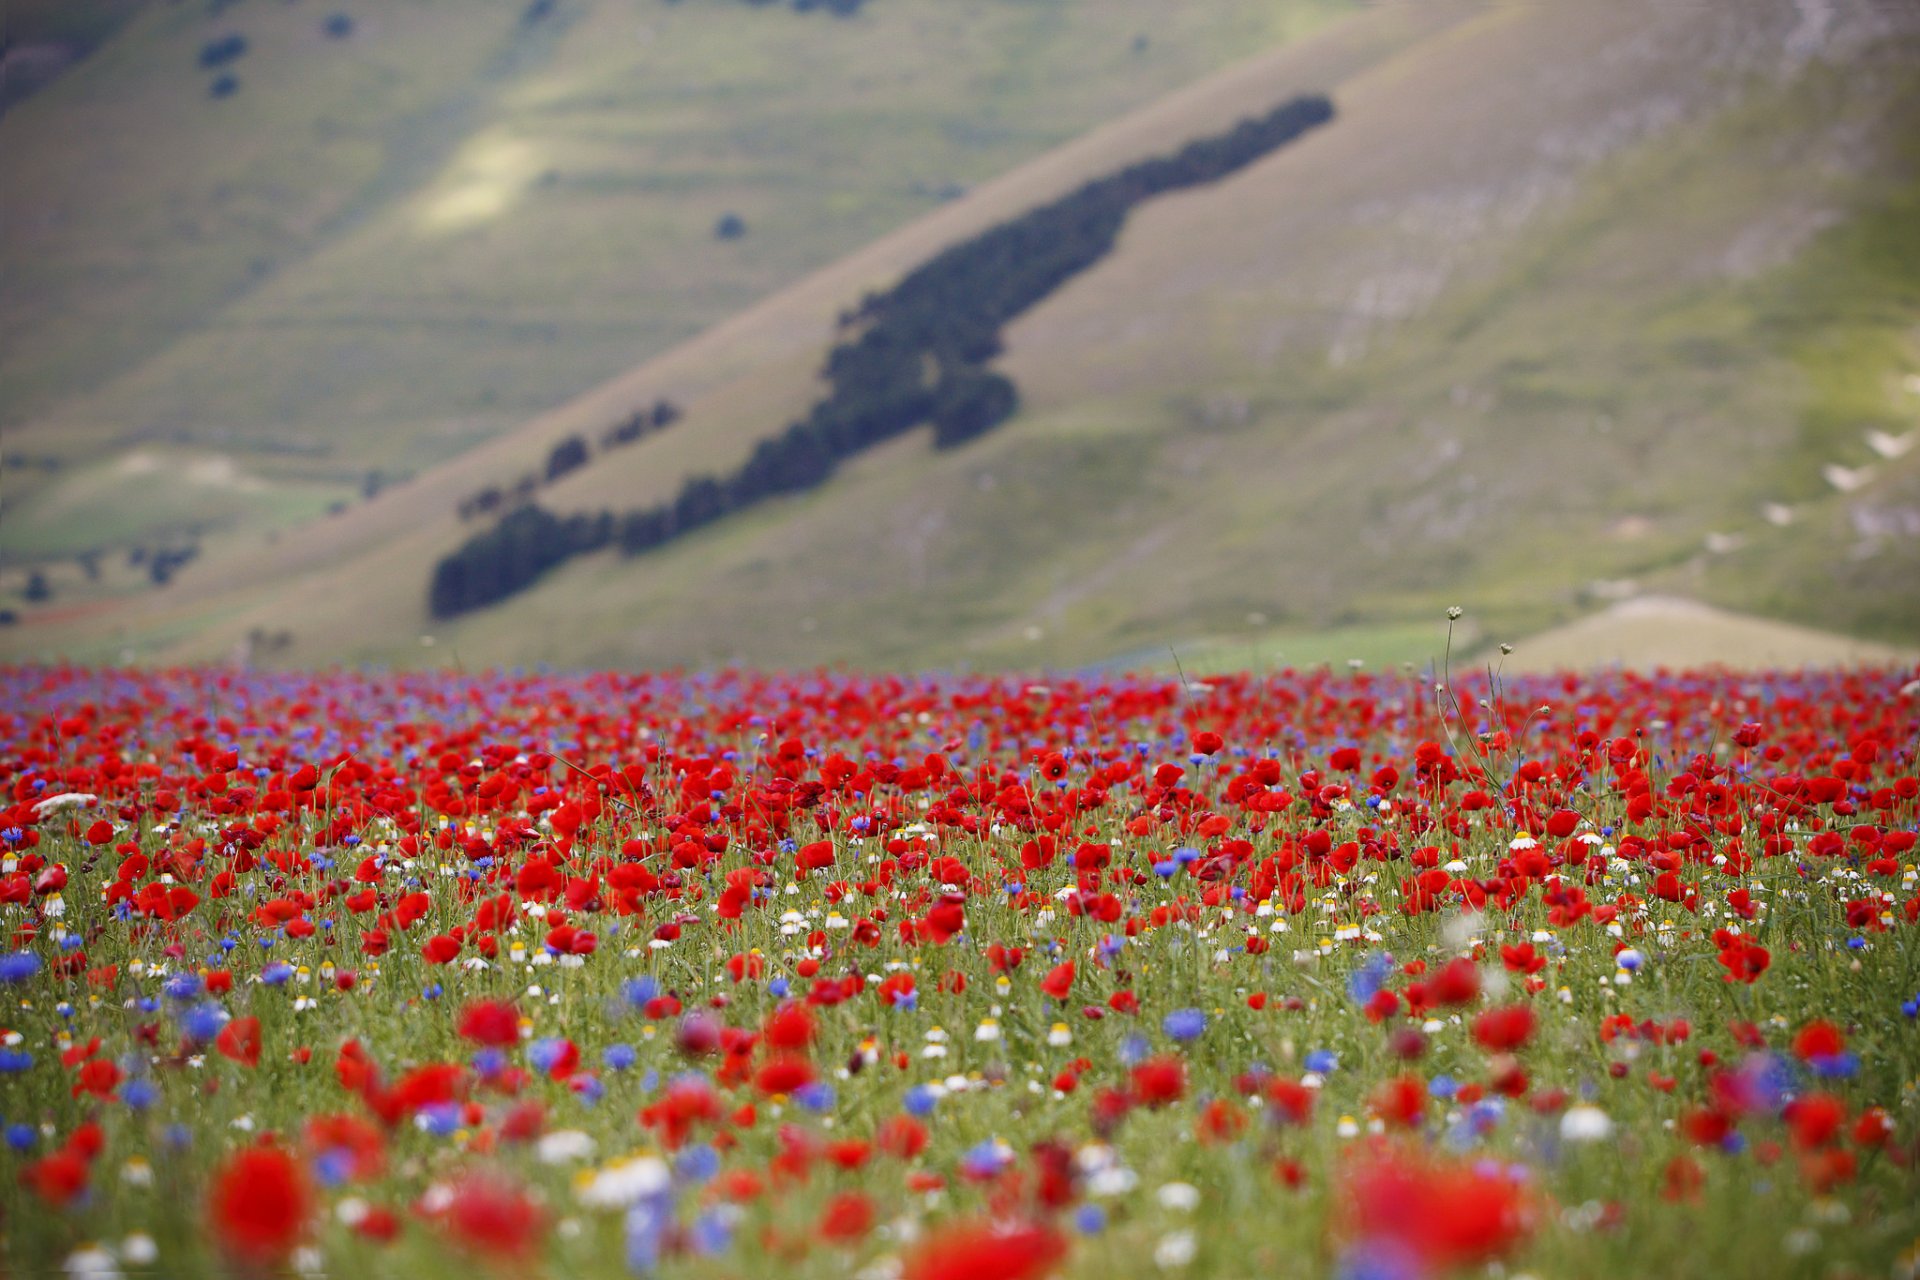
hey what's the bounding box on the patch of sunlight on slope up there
[415,134,544,233]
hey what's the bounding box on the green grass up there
[1,668,1916,1277]
[0,450,351,562]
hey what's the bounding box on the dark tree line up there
[457,400,683,522]
[427,94,1333,618]
[612,93,1333,556]
[428,505,614,618]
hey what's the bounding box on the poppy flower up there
[458,1000,521,1048]
[440,1172,546,1260]
[1339,1144,1533,1270]
[1267,1078,1315,1126]
[208,1143,312,1265]
[20,1150,90,1207]
[215,1015,262,1067]
[1429,957,1481,1005]
[1367,1075,1426,1128]
[756,1056,817,1096]
[902,1220,1068,1280]
[1717,939,1769,983]
[764,1002,815,1051]
[877,1114,929,1159]
[1785,1093,1847,1150]
[1471,1006,1536,1053]
[1130,1056,1187,1108]
[819,1191,875,1242]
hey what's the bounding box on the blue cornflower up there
[604,1043,638,1072]
[180,1003,228,1045]
[687,1207,734,1255]
[527,1038,571,1074]
[1162,1009,1207,1042]
[1346,953,1392,1004]
[675,1144,720,1184]
[1808,1052,1860,1080]
[419,1102,462,1137]
[960,1140,1011,1179]
[0,952,42,983]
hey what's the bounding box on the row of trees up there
[457,399,682,522]
[427,94,1334,618]
[427,505,614,619]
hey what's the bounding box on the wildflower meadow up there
[2,655,1917,1278]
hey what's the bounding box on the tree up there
[931,370,1017,449]
[545,435,590,484]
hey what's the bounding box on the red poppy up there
[1791,1020,1845,1062]
[441,1173,545,1260]
[458,1000,521,1048]
[208,1143,312,1264]
[756,1056,817,1096]
[764,1002,816,1051]
[1267,1078,1315,1126]
[1429,957,1481,1005]
[1129,1056,1187,1108]
[1340,1144,1533,1269]
[1471,1006,1536,1053]
[216,1015,262,1068]
[20,1150,90,1207]
[819,1191,875,1242]
[1368,1075,1426,1128]
[902,1221,1068,1280]
[1717,938,1769,983]
[877,1114,929,1159]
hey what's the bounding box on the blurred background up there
[1,0,1916,673]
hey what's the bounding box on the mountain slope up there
[0,0,1348,558]
[6,0,1918,670]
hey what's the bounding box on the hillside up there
[4,0,1918,672]
[0,0,1346,558]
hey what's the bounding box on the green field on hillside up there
[1,0,1914,674]
[0,0,1347,561]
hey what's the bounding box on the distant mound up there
[1503,597,1917,674]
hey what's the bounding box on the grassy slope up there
[0,0,1466,662]
[0,0,1348,561]
[7,0,1918,671]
